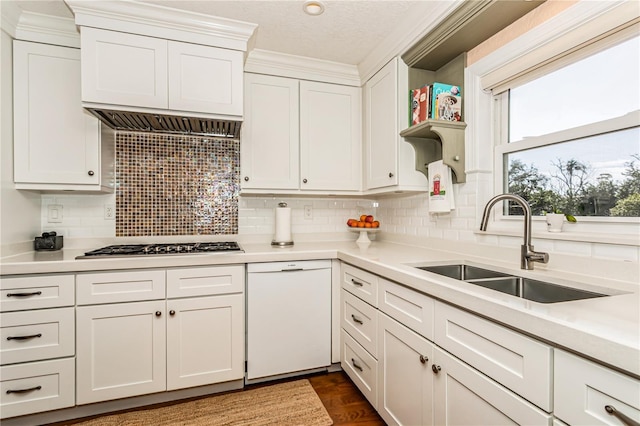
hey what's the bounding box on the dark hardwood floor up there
[309,371,386,425]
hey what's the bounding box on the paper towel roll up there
[274,204,292,243]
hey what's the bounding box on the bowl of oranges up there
[347,215,380,245]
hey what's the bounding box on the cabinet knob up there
[388,172,394,178]
[303,178,308,184]
[244,176,249,182]
[169,310,176,316]
[453,155,460,162]
[419,355,428,364]
[88,170,95,176]
[432,364,441,374]
[155,311,161,317]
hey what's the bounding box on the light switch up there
[47,204,63,223]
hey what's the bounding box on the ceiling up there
[11,0,448,65]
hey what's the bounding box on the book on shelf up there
[409,82,462,126]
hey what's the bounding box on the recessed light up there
[303,1,325,16]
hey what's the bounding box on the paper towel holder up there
[272,202,294,247]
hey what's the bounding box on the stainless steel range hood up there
[87,108,242,139]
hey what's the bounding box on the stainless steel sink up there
[418,264,607,303]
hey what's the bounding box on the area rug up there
[71,379,333,426]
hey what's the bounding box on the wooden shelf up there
[401,120,466,183]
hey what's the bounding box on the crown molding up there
[15,12,79,47]
[245,49,361,87]
[65,0,257,52]
[1,1,23,38]
[358,0,462,84]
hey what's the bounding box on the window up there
[497,34,640,219]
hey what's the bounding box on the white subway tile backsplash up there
[592,244,639,262]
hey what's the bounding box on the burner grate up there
[78,242,242,259]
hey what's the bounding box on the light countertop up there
[2,239,639,378]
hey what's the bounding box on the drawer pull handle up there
[7,333,42,341]
[351,358,363,372]
[351,279,364,287]
[6,385,42,394]
[6,291,42,298]
[432,364,441,374]
[419,355,428,364]
[605,405,640,426]
[351,314,363,325]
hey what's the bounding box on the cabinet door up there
[432,347,552,426]
[378,312,433,426]
[241,74,299,190]
[76,301,166,404]
[168,42,243,116]
[81,27,168,109]
[166,294,244,390]
[300,81,361,191]
[13,41,101,186]
[365,58,399,189]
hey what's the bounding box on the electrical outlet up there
[304,205,313,219]
[104,204,116,220]
[47,205,63,223]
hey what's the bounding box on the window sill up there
[475,229,640,247]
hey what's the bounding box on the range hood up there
[87,108,242,139]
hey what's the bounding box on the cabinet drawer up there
[341,329,377,409]
[342,263,378,307]
[554,349,640,425]
[341,289,377,358]
[0,275,74,311]
[378,278,434,341]
[0,308,74,365]
[0,357,75,419]
[435,302,552,411]
[76,269,165,305]
[167,265,244,298]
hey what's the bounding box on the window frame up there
[464,1,640,246]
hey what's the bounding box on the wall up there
[41,193,376,242]
[0,29,41,253]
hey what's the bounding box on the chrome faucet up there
[480,194,549,270]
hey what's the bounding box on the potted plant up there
[544,208,577,232]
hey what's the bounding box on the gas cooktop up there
[77,242,243,259]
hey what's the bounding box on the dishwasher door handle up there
[280,268,304,272]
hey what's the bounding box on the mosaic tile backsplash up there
[116,132,239,236]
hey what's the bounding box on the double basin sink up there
[417,264,607,303]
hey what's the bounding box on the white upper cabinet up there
[168,41,243,116]
[13,40,114,192]
[364,57,428,194]
[241,74,300,190]
[80,27,243,117]
[81,28,168,109]
[300,81,361,191]
[241,73,361,194]
[365,58,399,189]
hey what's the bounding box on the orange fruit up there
[360,215,367,222]
[364,222,372,228]
[357,221,365,228]
[372,221,380,228]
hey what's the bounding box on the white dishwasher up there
[246,260,331,383]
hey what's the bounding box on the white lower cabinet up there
[76,300,167,404]
[554,349,640,426]
[76,266,245,405]
[377,311,434,426]
[432,346,552,425]
[341,329,378,407]
[166,294,244,390]
[0,358,75,419]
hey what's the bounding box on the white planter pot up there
[545,213,564,232]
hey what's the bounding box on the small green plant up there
[546,208,577,223]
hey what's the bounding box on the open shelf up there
[401,120,466,183]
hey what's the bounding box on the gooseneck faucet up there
[480,194,549,270]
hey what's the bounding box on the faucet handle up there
[529,251,549,264]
